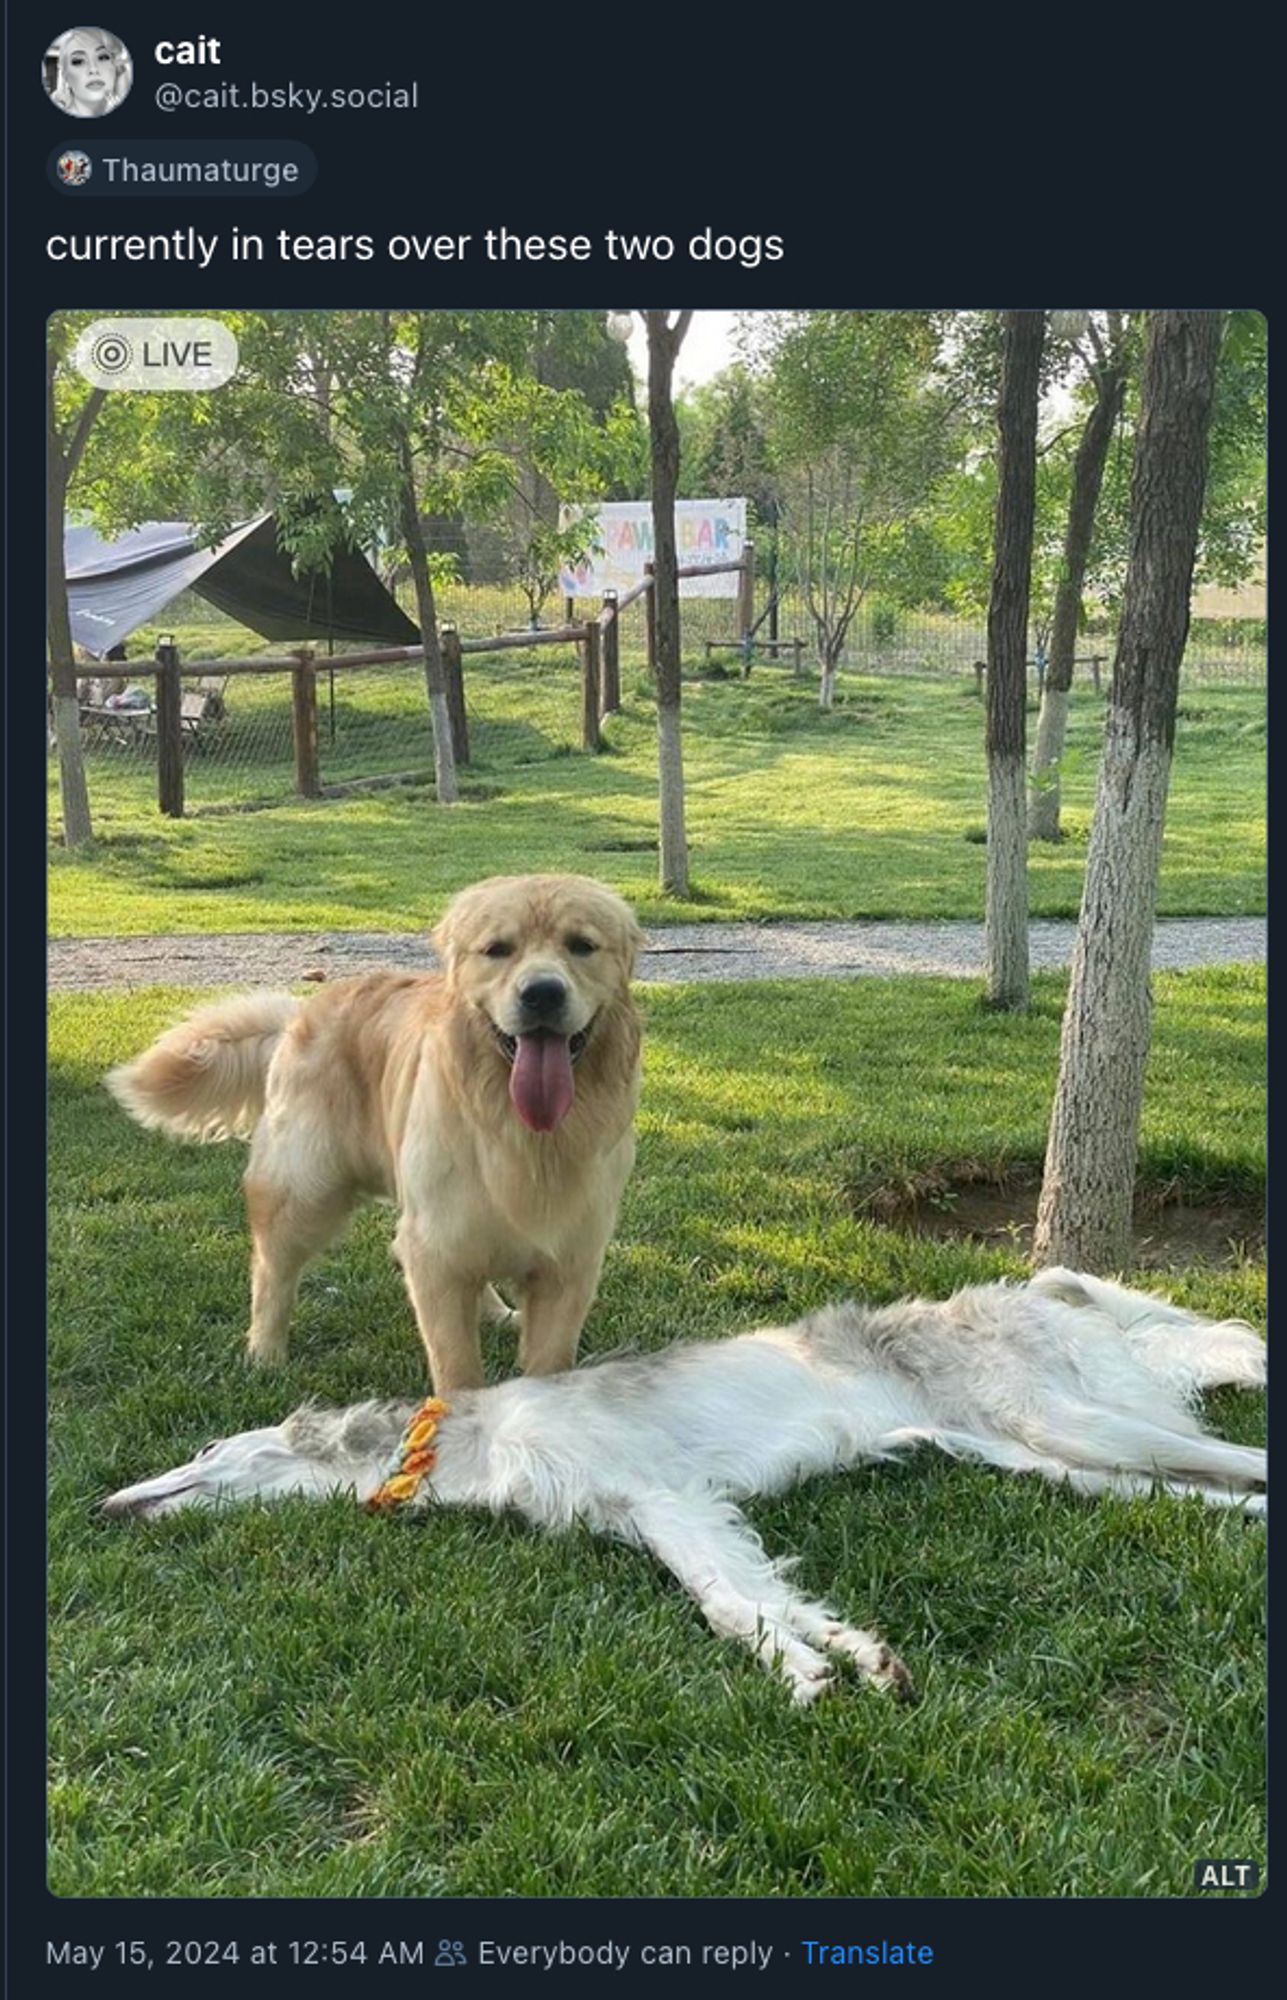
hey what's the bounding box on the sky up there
[624,311,739,393]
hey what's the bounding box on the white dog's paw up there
[755,1629,835,1703]
[1204,1321,1267,1389]
[870,1646,918,1703]
[789,1667,838,1706]
[821,1622,918,1703]
[481,1285,519,1329]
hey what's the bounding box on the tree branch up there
[62,387,108,483]
[1037,422,1081,460]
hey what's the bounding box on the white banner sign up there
[560,498,748,599]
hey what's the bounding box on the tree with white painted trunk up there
[1034,310,1224,1272]
[643,311,694,898]
[985,310,1045,1011]
[1027,313,1131,841]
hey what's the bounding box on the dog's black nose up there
[518,976,568,1021]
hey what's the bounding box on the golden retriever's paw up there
[245,1340,288,1369]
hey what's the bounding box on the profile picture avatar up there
[44,27,134,117]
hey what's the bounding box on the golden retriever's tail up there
[106,992,300,1141]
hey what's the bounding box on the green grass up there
[49,656,1266,935]
[48,968,1265,1898]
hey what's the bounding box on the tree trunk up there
[1028,349,1128,839]
[45,432,93,849]
[818,640,839,712]
[646,311,692,898]
[656,702,688,889]
[399,456,458,804]
[1033,310,1222,1272]
[985,310,1044,1010]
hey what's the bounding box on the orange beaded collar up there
[366,1397,450,1512]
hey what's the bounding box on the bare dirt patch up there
[850,1165,1263,1268]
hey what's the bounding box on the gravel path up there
[47,917,1265,992]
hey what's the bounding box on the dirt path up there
[47,916,1265,991]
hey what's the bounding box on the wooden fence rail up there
[611,575,655,615]
[973,654,1109,698]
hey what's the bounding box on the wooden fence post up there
[154,641,184,818]
[582,620,603,751]
[600,590,620,715]
[291,649,320,798]
[644,562,657,677]
[738,539,756,643]
[442,625,471,765]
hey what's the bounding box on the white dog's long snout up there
[100,1426,376,1518]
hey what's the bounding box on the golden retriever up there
[106,875,644,1392]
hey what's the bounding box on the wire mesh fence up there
[692,594,1267,687]
[56,583,1265,822]
[63,669,299,814]
[316,647,589,790]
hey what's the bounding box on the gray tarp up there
[65,514,419,658]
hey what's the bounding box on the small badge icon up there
[57,149,92,186]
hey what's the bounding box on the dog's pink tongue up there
[510,1030,575,1133]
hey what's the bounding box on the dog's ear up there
[623,911,647,973]
[603,894,646,974]
[431,895,463,968]
[434,878,500,965]
[583,882,646,973]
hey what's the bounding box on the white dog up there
[103,1268,1266,1703]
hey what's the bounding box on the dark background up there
[7,6,1275,1989]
